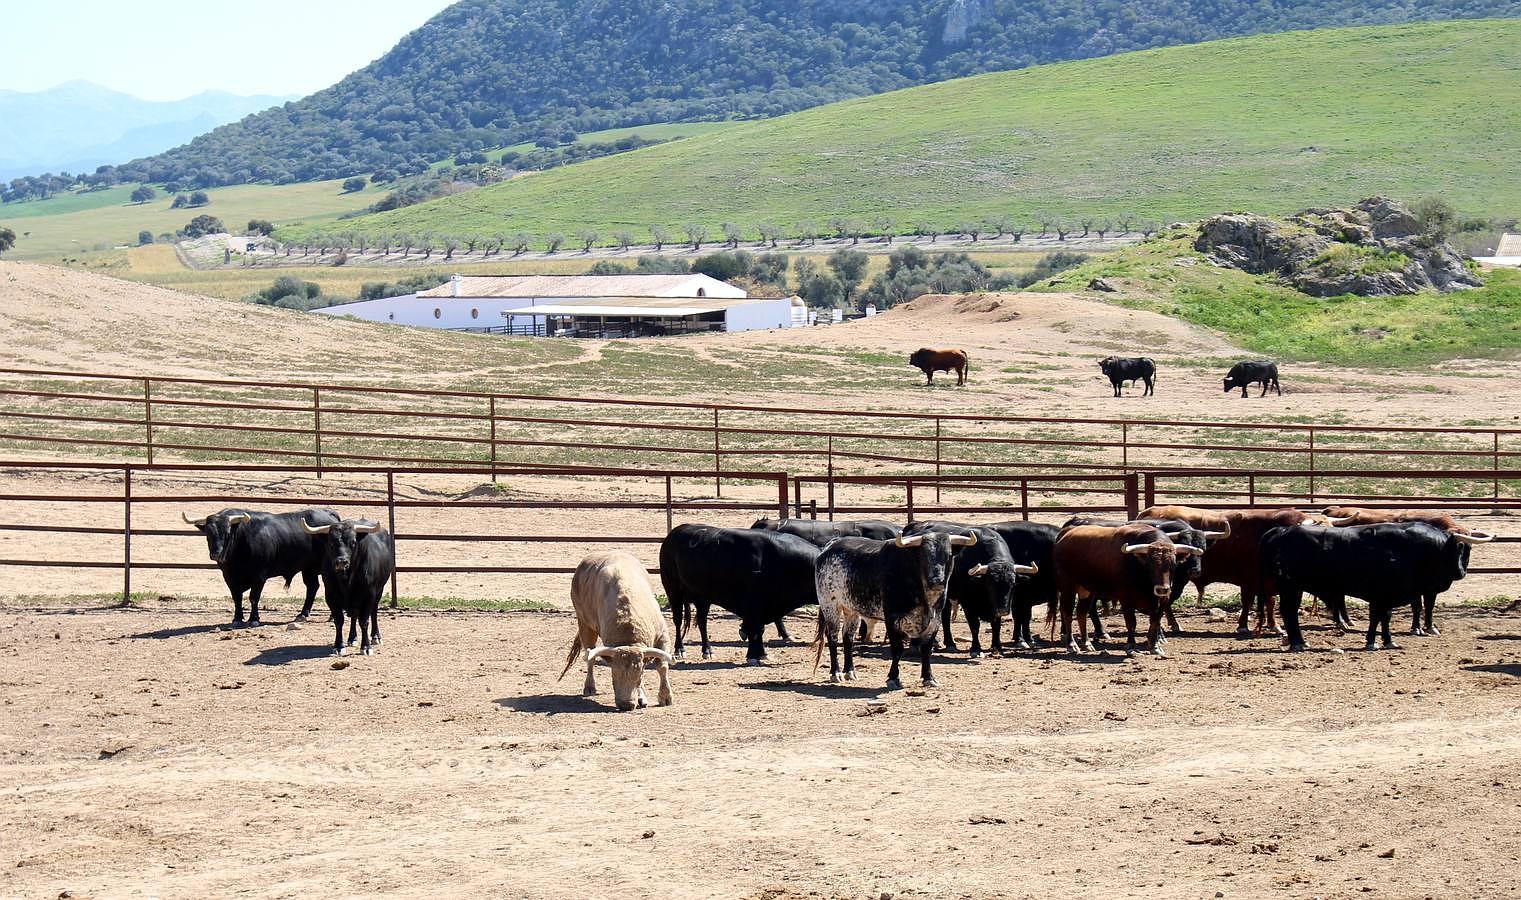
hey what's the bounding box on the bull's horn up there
[1122,543,1152,555]
[353,521,381,534]
[226,513,252,525]
[1174,544,1205,557]
[182,512,208,526]
[586,646,617,664]
[968,563,990,577]
[948,532,978,547]
[642,647,674,665]
[1198,530,1227,541]
[1326,515,1358,525]
[301,520,333,535]
[1014,563,1039,576]
[1454,531,1495,545]
[895,534,926,548]
[1216,521,1231,539]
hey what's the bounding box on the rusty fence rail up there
[2,368,1519,488]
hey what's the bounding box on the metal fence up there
[2,368,1519,493]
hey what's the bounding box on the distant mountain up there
[64,0,1521,191]
[0,81,292,181]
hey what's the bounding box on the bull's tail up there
[1045,596,1059,641]
[557,634,583,682]
[809,607,827,674]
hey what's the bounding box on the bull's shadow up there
[1477,634,1521,642]
[1463,663,1521,677]
[244,644,338,666]
[493,694,630,714]
[130,621,229,640]
[739,679,886,698]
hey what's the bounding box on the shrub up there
[1019,252,1091,287]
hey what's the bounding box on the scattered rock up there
[215,681,245,690]
[968,815,1008,825]
[98,743,132,760]
[856,701,889,717]
[1087,277,1119,293]
[331,660,351,670]
[904,688,927,697]
[1206,607,1229,623]
[286,622,302,631]
[1378,848,1396,858]
[641,830,655,839]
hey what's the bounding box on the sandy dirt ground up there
[2,601,1520,899]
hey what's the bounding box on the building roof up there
[1497,233,1521,256]
[500,296,787,316]
[416,273,738,299]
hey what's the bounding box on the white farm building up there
[314,273,802,336]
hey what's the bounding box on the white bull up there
[560,551,674,711]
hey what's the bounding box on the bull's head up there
[1221,377,1238,393]
[1098,357,1116,374]
[909,349,927,367]
[968,560,1038,614]
[1123,538,1203,600]
[183,510,251,564]
[895,530,977,616]
[303,518,381,574]
[586,645,674,711]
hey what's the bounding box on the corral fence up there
[2,369,1520,501]
[0,462,1144,604]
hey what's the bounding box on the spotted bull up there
[813,530,978,689]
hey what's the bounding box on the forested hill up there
[46,1,1521,189]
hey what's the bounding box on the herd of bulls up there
[181,501,1493,710]
[911,347,1284,399]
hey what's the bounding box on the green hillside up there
[320,20,1521,244]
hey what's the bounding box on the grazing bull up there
[184,507,340,627]
[659,525,820,664]
[302,518,394,657]
[813,530,978,688]
[1263,522,1479,652]
[560,551,674,711]
[1051,524,1201,657]
[903,522,1037,657]
[985,521,1060,650]
[1321,507,1494,633]
[1098,356,1156,397]
[1223,360,1282,397]
[909,348,969,386]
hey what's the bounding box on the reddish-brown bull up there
[1050,524,1201,657]
[1138,505,1232,539]
[1192,508,1331,636]
[909,348,970,386]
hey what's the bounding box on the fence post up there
[1124,473,1140,520]
[1141,472,1155,513]
[934,418,942,503]
[777,474,788,520]
[142,378,154,465]
[122,466,133,602]
[312,387,323,478]
[809,499,818,521]
[905,480,915,524]
[489,396,499,483]
[387,471,398,608]
[665,475,674,533]
[1494,431,1501,500]
[1248,473,1257,507]
[826,436,836,521]
[792,476,803,518]
[1307,427,1316,505]
[1121,422,1128,473]
[1020,479,1030,521]
[712,408,721,498]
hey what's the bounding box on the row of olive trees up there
[286,215,1163,259]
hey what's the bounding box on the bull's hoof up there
[701,649,714,660]
[968,650,983,660]
[657,693,673,707]
[1151,646,1167,659]
[1364,642,1379,652]
[885,678,903,691]
[746,657,765,667]
[1125,649,1138,658]
[1427,625,1441,637]
[943,641,959,652]
[1014,640,1032,651]
[331,648,344,657]
[844,671,857,682]
[673,647,686,660]
[1384,640,1402,651]
[361,647,374,656]
[1235,627,1253,639]
[829,673,843,684]
[247,619,261,629]
[922,677,939,689]
[1066,642,1082,655]
[1288,642,1306,653]
[294,613,309,623]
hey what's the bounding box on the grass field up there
[1041,229,1521,365]
[318,19,1521,245]
[1,178,372,260]
[435,121,743,166]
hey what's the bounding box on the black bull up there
[185,508,340,626]
[1262,522,1476,652]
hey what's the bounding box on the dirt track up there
[3,601,1520,898]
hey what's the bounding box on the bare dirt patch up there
[2,602,1520,898]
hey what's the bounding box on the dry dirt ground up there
[2,601,1520,899]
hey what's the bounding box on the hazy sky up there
[1,0,457,101]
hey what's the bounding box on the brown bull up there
[909,348,969,386]
[1138,505,1232,539]
[560,551,674,711]
[1194,508,1325,636]
[1050,524,1201,657]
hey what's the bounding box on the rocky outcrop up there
[1195,198,1482,297]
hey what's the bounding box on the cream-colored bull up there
[560,551,674,711]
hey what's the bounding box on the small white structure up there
[1476,233,1521,268]
[313,273,791,335]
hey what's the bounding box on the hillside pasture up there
[320,20,1521,245]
